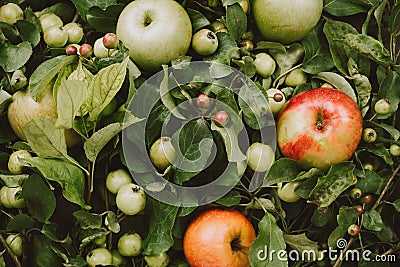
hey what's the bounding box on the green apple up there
[116,183,146,215]
[210,21,226,33]
[277,182,301,203]
[252,0,323,44]
[6,234,23,256]
[149,137,176,170]
[62,22,84,44]
[254,53,276,78]
[116,0,192,72]
[117,233,142,257]
[106,168,132,194]
[246,142,275,172]
[191,29,218,56]
[39,13,63,32]
[44,26,68,48]
[285,68,307,87]
[94,37,116,58]
[8,150,32,174]
[7,186,25,208]
[144,252,170,267]
[0,3,23,25]
[0,186,12,208]
[111,249,125,265]
[86,248,112,267]
[10,69,28,90]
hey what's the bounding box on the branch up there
[0,233,22,267]
[372,164,400,210]
[333,238,355,267]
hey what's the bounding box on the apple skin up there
[7,87,80,148]
[183,209,256,267]
[277,88,363,170]
[252,0,323,44]
[116,0,192,72]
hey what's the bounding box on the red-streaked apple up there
[277,88,362,170]
[116,0,192,72]
[183,209,256,267]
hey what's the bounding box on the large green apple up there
[277,88,363,170]
[252,0,323,44]
[116,0,192,72]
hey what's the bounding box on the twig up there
[372,164,400,210]
[0,233,22,267]
[332,238,355,267]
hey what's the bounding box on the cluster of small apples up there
[65,32,118,60]
[37,12,83,48]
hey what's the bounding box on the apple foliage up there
[0,0,399,267]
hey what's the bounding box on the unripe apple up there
[362,162,374,171]
[192,29,218,56]
[10,69,28,90]
[62,22,84,44]
[39,13,63,32]
[285,68,307,87]
[214,111,229,126]
[347,224,360,236]
[149,137,176,170]
[374,98,391,115]
[79,44,93,58]
[266,88,286,116]
[254,53,276,78]
[106,168,132,194]
[241,40,254,51]
[210,21,226,33]
[117,233,142,257]
[144,252,170,267]
[196,94,210,108]
[362,128,377,143]
[8,150,32,174]
[44,26,68,48]
[116,183,146,215]
[6,234,23,256]
[103,33,118,49]
[0,186,12,208]
[66,44,78,55]
[238,0,249,13]
[277,181,302,203]
[7,186,25,208]
[86,248,112,267]
[0,3,23,25]
[93,37,115,58]
[390,144,400,157]
[246,142,275,172]
[350,188,362,199]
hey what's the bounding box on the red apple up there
[277,88,362,170]
[183,209,256,267]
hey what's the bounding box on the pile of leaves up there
[0,0,399,266]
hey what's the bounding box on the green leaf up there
[270,43,304,86]
[0,89,11,114]
[172,120,214,184]
[284,233,319,260]
[255,41,286,51]
[327,226,347,248]
[323,0,367,16]
[211,123,246,162]
[42,223,72,243]
[6,214,35,232]
[86,4,125,33]
[363,210,384,231]
[105,211,120,233]
[337,206,359,226]
[342,33,392,65]
[311,207,333,227]
[24,116,68,159]
[238,83,273,130]
[24,157,89,209]
[73,210,102,229]
[87,58,128,121]
[70,0,117,21]
[323,19,359,75]
[0,41,32,72]
[84,117,142,162]
[215,190,241,207]
[53,64,78,100]
[301,21,334,74]
[232,56,256,77]
[29,55,78,101]
[205,32,239,64]
[367,143,394,165]
[355,170,386,194]
[187,8,210,32]
[263,158,302,186]
[309,162,355,208]
[393,199,400,212]
[374,123,400,141]
[388,4,400,34]
[22,174,56,223]
[0,174,29,187]
[142,198,179,255]
[34,2,75,23]
[348,58,372,115]
[376,225,399,242]
[226,3,247,42]
[249,212,287,267]
[15,20,40,47]
[313,72,357,102]
[55,79,88,129]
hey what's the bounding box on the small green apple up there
[0,3,23,25]
[254,53,276,78]
[44,26,68,48]
[6,234,23,256]
[191,29,218,56]
[144,252,170,267]
[8,150,32,174]
[62,22,84,43]
[39,13,63,32]
[285,68,307,87]
[246,142,275,172]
